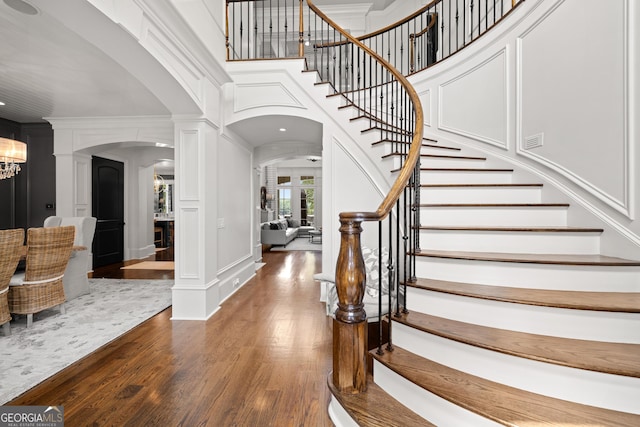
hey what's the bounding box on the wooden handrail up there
[307,1,424,224]
[307,0,423,395]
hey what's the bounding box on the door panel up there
[92,156,124,268]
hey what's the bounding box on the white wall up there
[408,0,640,258]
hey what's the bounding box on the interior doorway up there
[92,156,125,268]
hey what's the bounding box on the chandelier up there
[154,168,165,192]
[0,137,27,180]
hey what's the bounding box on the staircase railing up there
[354,0,523,76]
[225,0,522,396]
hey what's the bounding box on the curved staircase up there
[332,135,640,426]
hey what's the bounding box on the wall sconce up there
[0,137,27,180]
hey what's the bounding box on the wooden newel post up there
[332,215,368,393]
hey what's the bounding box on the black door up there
[92,156,124,268]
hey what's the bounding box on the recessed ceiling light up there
[0,101,5,106]
[3,0,39,15]
[279,128,287,132]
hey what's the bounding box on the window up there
[300,188,314,225]
[278,188,291,216]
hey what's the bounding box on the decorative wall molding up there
[74,160,89,206]
[178,129,200,201]
[438,47,509,150]
[234,82,305,113]
[419,89,432,127]
[178,207,200,279]
[515,0,633,219]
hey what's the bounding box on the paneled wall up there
[0,118,55,230]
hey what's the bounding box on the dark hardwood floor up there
[11,249,334,426]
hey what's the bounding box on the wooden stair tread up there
[394,167,514,174]
[419,225,603,233]
[328,373,434,427]
[393,311,640,377]
[418,203,570,207]
[420,183,542,188]
[383,152,485,160]
[373,140,459,151]
[372,346,640,426]
[407,277,639,312]
[414,249,640,266]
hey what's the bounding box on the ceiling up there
[0,0,170,124]
[0,0,390,155]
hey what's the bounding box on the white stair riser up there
[405,287,640,343]
[393,323,640,414]
[422,157,487,168]
[420,206,568,227]
[328,397,359,427]
[421,186,542,204]
[373,361,499,427]
[422,170,513,184]
[414,257,640,292]
[419,230,601,254]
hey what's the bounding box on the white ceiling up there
[0,0,170,124]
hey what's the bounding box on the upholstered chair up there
[0,228,24,336]
[9,226,75,328]
[43,216,97,300]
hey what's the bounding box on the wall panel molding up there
[516,0,633,218]
[234,82,305,112]
[438,47,509,149]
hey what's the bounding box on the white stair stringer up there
[419,228,602,254]
[405,286,640,343]
[372,361,500,427]
[391,322,640,414]
[414,256,640,292]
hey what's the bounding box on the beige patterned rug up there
[0,278,173,404]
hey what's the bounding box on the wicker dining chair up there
[0,229,24,336]
[8,226,75,328]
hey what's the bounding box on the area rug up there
[270,237,322,252]
[121,261,175,270]
[0,278,173,404]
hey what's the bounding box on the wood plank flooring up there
[10,250,334,426]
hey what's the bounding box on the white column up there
[52,128,92,218]
[171,118,221,320]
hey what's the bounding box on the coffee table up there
[308,229,322,243]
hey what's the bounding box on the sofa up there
[261,218,299,247]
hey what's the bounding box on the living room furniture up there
[9,226,75,328]
[309,228,322,243]
[43,216,97,300]
[260,218,299,247]
[297,225,315,238]
[0,228,24,336]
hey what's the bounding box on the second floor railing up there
[227,0,523,75]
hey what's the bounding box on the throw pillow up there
[270,222,279,230]
[361,246,390,298]
[287,218,301,228]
